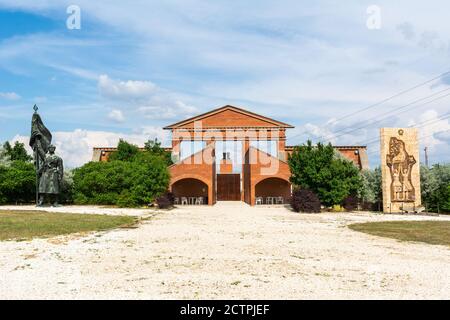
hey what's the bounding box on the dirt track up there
[1,203,449,299]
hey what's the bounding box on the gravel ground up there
[1,202,449,299]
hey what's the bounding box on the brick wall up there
[168,144,216,205]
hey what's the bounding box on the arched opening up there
[172,178,208,205]
[255,177,291,205]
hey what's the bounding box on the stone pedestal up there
[380,128,421,213]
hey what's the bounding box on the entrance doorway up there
[217,174,241,201]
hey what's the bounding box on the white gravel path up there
[1,202,449,299]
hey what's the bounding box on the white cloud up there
[0,92,21,100]
[397,22,416,41]
[137,101,197,120]
[415,110,450,158]
[98,74,198,121]
[98,74,157,100]
[435,130,450,143]
[2,0,450,165]
[107,109,125,123]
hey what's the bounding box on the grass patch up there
[348,221,450,246]
[0,210,138,241]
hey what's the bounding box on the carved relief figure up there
[386,137,416,202]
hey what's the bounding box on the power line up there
[359,112,450,147]
[287,68,450,142]
[365,128,450,157]
[325,71,450,126]
[318,88,450,143]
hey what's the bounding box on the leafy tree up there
[144,138,173,166]
[73,152,170,207]
[421,164,450,213]
[444,185,450,212]
[2,141,32,162]
[288,140,362,207]
[108,139,140,162]
[0,144,11,167]
[108,138,173,165]
[359,167,382,203]
[0,161,35,204]
[60,170,74,204]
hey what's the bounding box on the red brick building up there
[93,105,369,206]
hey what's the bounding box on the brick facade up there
[168,144,216,205]
[92,105,369,206]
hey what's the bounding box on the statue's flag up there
[29,106,52,154]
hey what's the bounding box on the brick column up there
[242,139,250,203]
[206,139,216,205]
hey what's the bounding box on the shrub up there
[290,189,321,213]
[343,196,358,211]
[361,201,382,212]
[0,160,35,204]
[73,153,170,207]
[332,204,345,212]
[59,170,74,204]
[156,192,175,209]
[116,190,139,208]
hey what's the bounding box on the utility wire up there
[287,69,450,143]
[359,112,450,147]
[318,88,450,143]
[324,71,450,126]
[365,128,450,156]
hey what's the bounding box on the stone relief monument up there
[380,128,421,213]
[29,105,64,206]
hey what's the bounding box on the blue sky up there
[0,0,449,167]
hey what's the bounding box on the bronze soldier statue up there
[29,105,64,207]
[36,143,63,206]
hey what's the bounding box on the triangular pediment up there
[164,105,294,129]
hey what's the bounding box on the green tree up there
[421,164,450,213]
[108,139,140,162]
[288,140,362,207]
[2,141,32,162]
[144,138,173,166]
[444,185,450,212]
[359,167,382,203]
[0,143,11,167]
[60,169,74,204]
[0,160,35,204]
